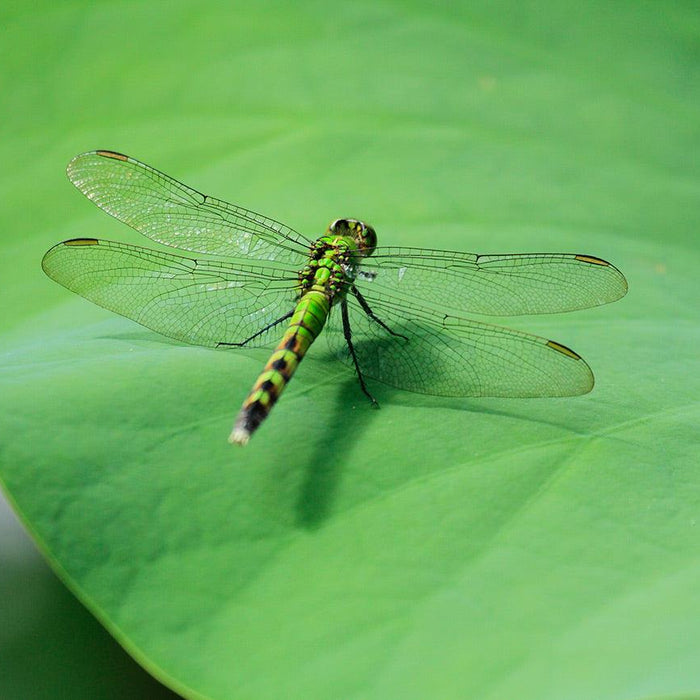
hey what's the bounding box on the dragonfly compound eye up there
[360,223,377,255]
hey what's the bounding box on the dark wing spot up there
[546,340,582,360]
[575,254,609,266]
[96,150,129,161]
[65,238,99,246]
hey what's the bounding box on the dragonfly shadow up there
[97,330,188,347]
[295,374,378,530]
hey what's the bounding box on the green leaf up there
[2,2,699,699]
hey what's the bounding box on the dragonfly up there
[42,150,628,445]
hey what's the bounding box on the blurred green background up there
[1,1,699,699]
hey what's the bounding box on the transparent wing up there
[357,247,628,316]
[326,292,594,397]
[67,150,311,263]
[42,238,298,348]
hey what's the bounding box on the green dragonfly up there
[42,150,628,445]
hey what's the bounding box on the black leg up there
[216,310,293,348]
[341,299,379,407]
[351,286,409,341]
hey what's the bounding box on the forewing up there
[42,239,297,348]
[326,293,594,397]
[67,150,311,263]
[358,247,628,316]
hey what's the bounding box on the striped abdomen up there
[229,290,330,445]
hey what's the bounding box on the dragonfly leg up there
[341,299,379,407]
[217,310,294,348]
[351,285,409,341]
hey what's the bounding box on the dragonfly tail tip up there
[229,427,250,446]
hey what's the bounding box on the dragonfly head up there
[328,219,377,256]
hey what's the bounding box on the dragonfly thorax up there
[298,234,363,303]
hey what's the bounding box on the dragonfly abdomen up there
[229,290,331,445]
